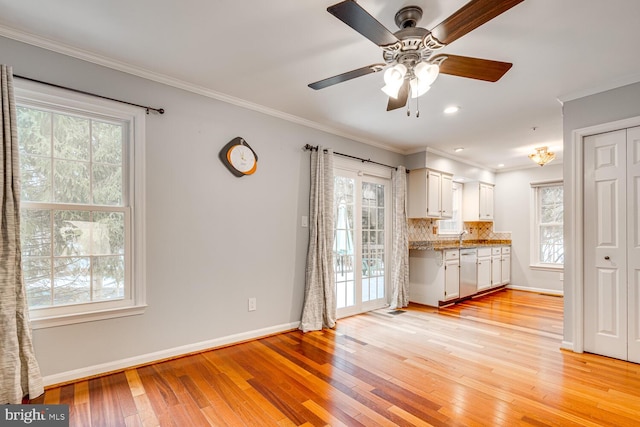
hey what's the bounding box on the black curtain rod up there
[14,74,165,115]
[303,144,409,172]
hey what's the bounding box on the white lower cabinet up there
[477,248,492,292]
[491,247,502,287]
[444,256,460,301]
[409,249,459,306]
[501,246,511,285]
[409,246,510,307]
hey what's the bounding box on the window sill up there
[529,264,564,272]
[30,304,147,329]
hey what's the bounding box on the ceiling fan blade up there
[308,64,385,90]
[433,54,512,82]
[328,0,399,47]
[430,0,524,46]
[387,80,409,111]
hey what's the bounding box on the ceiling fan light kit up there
[381,64,407,98]
[309,0,525,116]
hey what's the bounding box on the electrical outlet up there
[248,297,257,311]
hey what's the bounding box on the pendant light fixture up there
[528,146,555,166]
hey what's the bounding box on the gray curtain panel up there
[389,166,409,309]
[300,148,336,332]
[0,65,44,404]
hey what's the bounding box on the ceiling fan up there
[308,0,525,113]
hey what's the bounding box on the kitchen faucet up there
[459,230,468,246]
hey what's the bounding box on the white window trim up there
[530,179,564,271]
[15,79,147,329]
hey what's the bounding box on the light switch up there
[301,216,308,227]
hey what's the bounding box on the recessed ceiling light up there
[454,147,464,152]
[444,106,460,114]
[498,163,505,168]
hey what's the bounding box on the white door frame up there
[569,115,640,353]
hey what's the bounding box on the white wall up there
[494,163,563,294]
[0,36,405,383]
[562,80,640,347]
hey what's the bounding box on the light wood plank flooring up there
[38,290,640,426]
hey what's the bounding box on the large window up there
[531,181,563,268]
[15,81,146,328]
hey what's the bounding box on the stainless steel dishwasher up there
[459,248,478,298]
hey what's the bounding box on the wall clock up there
[219,137,258,177]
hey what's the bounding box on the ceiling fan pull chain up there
[416,88,420,118]
[406,99,410,117]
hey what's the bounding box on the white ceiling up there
[1,0,640,170]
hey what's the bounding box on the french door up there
[334,162,390,318]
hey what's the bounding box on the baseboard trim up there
[42,321,300,387]
[561,341,575,352]
[507,285,564,296]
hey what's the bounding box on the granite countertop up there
[409,240,512,250]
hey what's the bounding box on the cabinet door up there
[444,259,460,300]
[477,257,491,291]
[491,256,502,286]
[479,183,494,220]
[501,254,511,284]
[440,173,453,218]
[426,170,442,217]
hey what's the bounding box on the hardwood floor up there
[38,290,640,426]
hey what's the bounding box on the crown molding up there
[557,72,640,104]
[0,25,405,155]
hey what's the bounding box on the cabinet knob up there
[604,256,610,260]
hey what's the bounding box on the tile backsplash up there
[408,218,511,242]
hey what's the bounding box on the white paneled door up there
[583,127,640,363]
[628,127,640,363]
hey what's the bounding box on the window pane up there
[361,208,370,229]
[93,212,125,255]
[539,225,563,263]
[53,114,90,161]
[93,256,125,301]
[21,209,51,257]
[20,154,52,202]
[54,159,90,203]
[53,256,91,305]
[92,164,123,205]
[23,258,52,308]
[17,107,51,156]
[92,121,123,164]
[541,187,562,204]
[54,210,91,256]
[540,204,563,223]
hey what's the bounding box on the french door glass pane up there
[334,176,356,310]
[362,181,385,303]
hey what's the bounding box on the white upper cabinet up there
[408,168,454,219]
[463,181,494,221]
